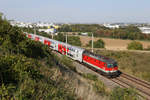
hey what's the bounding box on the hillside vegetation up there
[0,14,75,100]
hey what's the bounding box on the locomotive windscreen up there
[107,62,117,68]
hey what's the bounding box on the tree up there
[94,39,105,48]
[57,24,150,41]
[68,36,81,46]
[87,39,105,48]
[127,41,143,50]
[54,33,66,42]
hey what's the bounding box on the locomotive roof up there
[83,50,116,64]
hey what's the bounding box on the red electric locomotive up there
[82,51,119,77]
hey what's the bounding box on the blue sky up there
[0,0,150,23]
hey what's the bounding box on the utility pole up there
[34,24,36,34]
[52,33,53,39]
[66,33,67,56]
[92,33,93,53]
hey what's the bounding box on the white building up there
[38,29,56,34]
[10,21,58,35]
[103,24,120,29]
[36,22,54,28]
[81,33,88,36]
[10,21,33,28]
[138,27,150,34]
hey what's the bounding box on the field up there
[80,36,150,50]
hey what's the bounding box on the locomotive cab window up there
[113,63,118,67]
[107,63,117,68]
[107,64,113,68]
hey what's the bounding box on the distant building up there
[138,27,150,34]
[103,24,120,29]
[38,29,56,34]
[36,22,53,28]
[81,33,88,36]
[10,21,33,28]
[10,20,59,35]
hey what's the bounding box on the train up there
[24,33,119,77]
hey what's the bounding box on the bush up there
[19,39,50,58]
[0,55,41,85]
[110,87,139,100]
[88,32,92,36]
[87,39,105,48]
[78,32,81,35]
[94,39,105,48]
[68,36,81,46]
[60,56,76,72]
[93,80,107,96]
[127,41,143,50]
[54,33,66,42]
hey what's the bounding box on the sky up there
[0,0,150,23]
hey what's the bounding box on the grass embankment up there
[96,50,150,82]
[82,73,139,100]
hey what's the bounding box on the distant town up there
[10,20,150,35]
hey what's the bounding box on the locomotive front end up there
[106,62,120,78]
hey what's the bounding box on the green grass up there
[82,73,108,96]
[110,87,139,100]
[82,73,98,81]
[57,55,77,72]
[81,73,139,99]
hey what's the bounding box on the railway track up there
[111,72,150,99]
